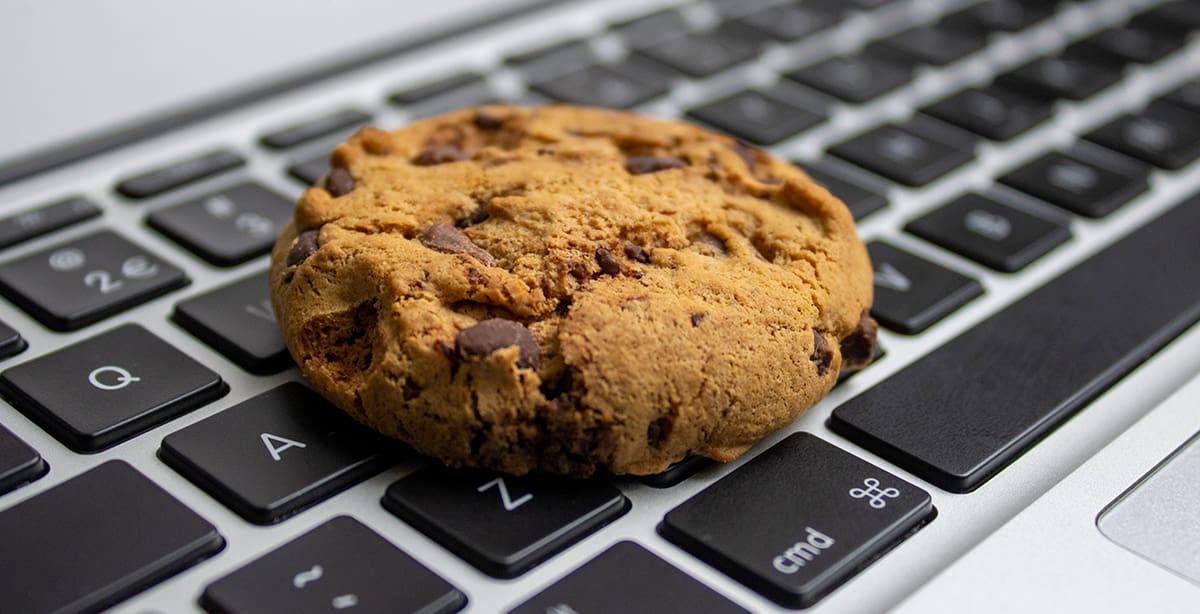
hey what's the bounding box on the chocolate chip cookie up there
[270,104,875,477]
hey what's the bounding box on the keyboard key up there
[785,50,913,103]
[905,193,1071,272]
[0,324,225,452]
[202,516,464,614]
[1140,0,1200,30]
[0,460,224,613]
[999,147,1150,217]
[802,163,888,221]
[660,433,933,608]
[388,72,486,106]
[611,9,689,48]
[829,116,975,187]
[997,55,1122,101]
[867,241,984,334]
[880,24,988,66]
[943,0,1057,33]
[148,182,293,266]
[382,467,629,578]
[922,85,1054,141]
[831,189,1200,492]
[638,455,712,489]
[0,196,100,250]
[160,383,394,525]
[0,230,188,331]
[532,63,668,109]
[1068,22,1188,65]
[1085,101,1200,170]
[1164,80,1200,114]
[0,423,45,495]
[686,90,823,145]
[506,39,595,80]
[260,108,372,150]
[289,155,328,185]
[735,3,841,41]
[636,22,762,78]
[173,273,291,374]
[511,541,749,613]
[116,150,245,199]
[0,317,26,359]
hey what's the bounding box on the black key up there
[0,324,226,452]
[1140,1,1200,30]
[0,230,188,331]
[0,423,45,495]
[636,22,762,78]
[686,90,823,145]
[0,461,224,614]
[943,0,1057,33]
[999,147,1150,218]
[289,155,329,185]
[829,116,975,187]
[506,39,595,80]
[802,163,888,221]
[511,541,749,614]
[867,241,984,334]
[173,273,291,374]
[116,150,245,199]
[905,193,1071,272]
[160,383,394,525]
[0,317,26,359]
[148,182,293,266]
[532,63,668,109]
[832,190,1200,492]
[639,455,712,488]
[382,467,629,578]
[611,10,690,49]
[1164,80,1200,115]
[1085,101,1200,170]
[1068,22,1188,65]
[388,72,486,105]
[260,108,372,150]
[997,55,1122,101]
[660,433,933,608]
[922,85,1054,141]
[0,196,100,250]
[735,3,841,41]
[202,516,464,614]
[880,24,988,66]
[786,50,914,103]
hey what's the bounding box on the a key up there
[202,516,464,614]
[997,55,1122,101]
[173,272,291,374]
[0,423,45,495]
[866,241,984,334]
[382,467,630,578]
[148,182,294,266]
[638,455,712,489]
[828,116,976,187]
[611,9,690,49]
[160,383,394,525]
[0,324,226,452]
[831,189,1200,492]
[531,63,668,109]
[1085,100,1200,170]
[289,155,328,186]
[686,90,824,146]
[636,22,762,78]
[260,109,372,150]
[879,24,988,66]
[785,50,914,103]
[0,196,100,249]
[0,317,26,360]
[115,150,245,199]
[1164,80,1200,114]
[943,0,1057,33]
[735,3,841,41]
[660,433,934,609]
[506,39,595,81]
[1067,22,1188,65]
[904,193,1071,272]
[0,230,188,331]
[0,460,224,614]
[388,72,486,106]
[922,85,1054,141]
[801,163,889,221]
[510,541,749,613]
[998,146,1150,218]
[1140,0,1200,30]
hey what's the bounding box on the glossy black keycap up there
[116,150,245,199]
[1068,22,1187,65]
[288,155,328,185]
[735,2,841,41]
[532,63,668,109]
[943,0,1057,33]
[802,163,888,220]
[687,90,824,145]
[507,39,595,80]
[1140,0,1200,30]
[260,109,372,150]
[1084,101,1200,170]
[867,241,984,334]
[202,516,464,614]
[0,423,45,495]
[880,24,988,66]
[0,196,100,249]
[832,190,1200,492]
[389,72,486,105]
[0,317,26,360]
[999,147,1150,217]
[0,230,188,331]
[786,50,914,103]
[0,324,226,452]
[660,433,933,609]
[829,117,975,186]
[383,467,630,578]
[1164,80,1200,114]
[149,182,293,266]
[173,273,291,374]
[923,85,1054,141]
[611,9,690,49]
[511,541,748,614]
[0,461,224,614]
[636,22,761,78]
[997,55,1122,101]
[161,383,394,525]
[905,193,1071,272]
[639,455,712,489]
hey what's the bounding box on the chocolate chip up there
[285,229,321,266]
[413,144,469,166]
[456,318,540,369]
[456,202,490,228]
[402,380,422,401]
[690,313,704,327]
[839,312,879,371]
[474,111,503,130]
[626,155,688,175]
[811,329,834,376]
[569,261,590,279]
[420,223,496,267]
[624,243,650,263]
[325,167,355,197]
[595,247,621,276]
[732,142,761,171]
[647,417,672,447]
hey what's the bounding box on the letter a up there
[261,432,307,461]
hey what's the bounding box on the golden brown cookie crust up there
[270,104,874,476]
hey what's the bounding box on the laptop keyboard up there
[1,0,1199,612]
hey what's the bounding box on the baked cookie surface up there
[270,105,875,476]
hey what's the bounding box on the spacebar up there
[830,192,1200,493]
